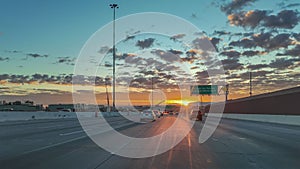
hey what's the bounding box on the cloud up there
[221,58,244,70]
[284,3,300,9]
[228,10,268,28]
[263,10,300,29]
[0,57,9,61]
[139,70,156,76]
[242,50,265,57]
[5,50,21,53]
[269,58,298,70]
[151,49,180,63]
[221,0,257,14]
[213,30,231,36]
[239,70,273,80]
[293,33,300,41]
[228,9,300,29]
[170,34,185,41]
[229,38,256,48]
[116,53,137,60]
[277,44,300,57]
[56,56,76,65]
[27,53,48,58]
[124,35,135,42]
[104,62,112,67]
[98,46,112,54]
[247,63,268,70]
[192,37,216,51]
[229,32,295,51]
[220,50,241,58]
[136,38,155,49]
[168,49,183,55]
[180,49,200,63]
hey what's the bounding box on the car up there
[140,110,157,122]
[189,110,203,121]
[152,110,161,118]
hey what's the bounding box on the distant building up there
[47,104,75,112]
[0,100,44,111]
[47,104,105,112]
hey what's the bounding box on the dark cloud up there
[221,0,257,15]
[139,70,156,76]
[151,49,180,63]
[162,65,180,72]
[213,30,231,36]
[27,53,48,58]
[292,33,300,41]
[247,64,269,70]
[104,62,112,67]
[168,49,183,55]
[229,32,294,51]
[181,50,199,63]
[228,9,300,29]
[0,57,9,61]
[277,44,300,57]
[263,10,300,29]
[56,56,75,65]
[98,46,112,54]
[228,10,269,28]
[192,37,216,51]
[191,13,197,18]
[136,38,155,49]
[242,50,265,57]
[0,73,110,87]
[210,37,221,52]
[116,53,137,60]
[124,35,135,42]
[269,58,297,70]
[170,34,185,41]
[239,70,273,80]
[0,74,9,80]
[221,58,244,70]
[229,38,256,48]
[220,50,241,58]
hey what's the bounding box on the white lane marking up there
[20,135,87,156]
[19,122,134,156]
[38,125,64,129]
[212,137,218,141]
[59,129,92,136]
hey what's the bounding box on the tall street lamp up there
[109,3,118,111]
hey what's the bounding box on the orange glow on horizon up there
[165,99,196,106]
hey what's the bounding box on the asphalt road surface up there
[0,115,299,169]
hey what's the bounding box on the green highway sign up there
[190,85,218,95]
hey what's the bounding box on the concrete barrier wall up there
[0,111,140,122]
[223,87,300,115]
[208,113,300,126]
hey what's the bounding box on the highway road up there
[0,115,300,169]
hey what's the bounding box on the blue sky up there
[0,0,300,104]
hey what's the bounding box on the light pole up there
[249,71,252,96]
[105,77,110,112]
[109,4,118,111]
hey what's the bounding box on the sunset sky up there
[0,0,300,105]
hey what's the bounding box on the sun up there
[166,99,194,106]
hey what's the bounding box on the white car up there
[189,110,199,120]
[140,110,157,122]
